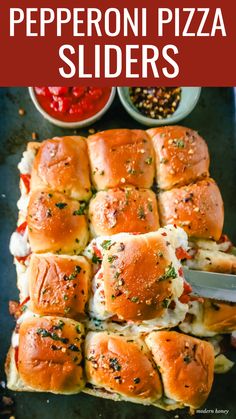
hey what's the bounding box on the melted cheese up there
[9,228,31,257]
[18,149,35,174]
[179,301,216,337]
[17,194,30,215]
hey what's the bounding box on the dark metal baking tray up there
[0,87,236,419]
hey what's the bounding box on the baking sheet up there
[0,87,236,419]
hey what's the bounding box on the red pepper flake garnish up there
[98,272,103,280]
[179,280,192,304]
[16,221,28,235]
[175,247,192,260]
[19,296,30,308]
[14,346,19,368]
[161,232,167,236]
[92,245,102,260]
[20,174,31,194]
[15,254,30,264]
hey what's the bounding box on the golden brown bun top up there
[29,254,91,318]
[147,126,209,190]
[102,232,180,321]
[87,129,155,189]
[158,178,224,240]
[85,331,162,401]
[203,299,236,333]
[18,316,84,393]
[27,190,89,254]
[31,136,91,201]
[89,187,159,237]
[146,331,214,408]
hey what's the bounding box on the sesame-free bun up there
[86,129,155,190]
[147,126,209,190]
[145,330,214,409]
[102,231,183,321]
[158,178,224,240]
[29,254,91,318]
[85,331,162,403]
[27,190,89,254]
[11,316,84,394]
[89,187,159,237]
[31,136,91,200]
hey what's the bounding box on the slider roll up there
[87,226,190,330]
[103,233,180,321]
[29,254,91,318]
[27,190,89,254]
[85,331,162,404]
[158,178,224,240]
[145,331,214,409]
[31,136,92,200]
[147,126,210,190]
[6,317,85,394]
[89,187,160,237]
[86,129,155,190]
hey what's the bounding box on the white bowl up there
[29,87,116,129]
[117,87,201,126]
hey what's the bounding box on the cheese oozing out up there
[9,227,31,258]
[18,149,36,175]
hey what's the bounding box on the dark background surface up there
[0,87,236,418]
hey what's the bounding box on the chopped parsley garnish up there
[147,202,153,212]
[162,299,169,308]
[137,206,146,220]
[64,265,82,281]
[145,157,153,165]
[73,202,87,216]
[63,295,68,301]
[55,202,67,209]
[75,325,81,334]
[101,240,112,250]
[92,253,102,264]
[108,255,117,264]
[127,167,136,174]
[53,320,65,330]
[176,139,185,148]
[109,358,121,371]
[159,263,177,281]
[36,328,69,344]
[130,296,139,303]
[183,355,191,364]
[68,344,80,352]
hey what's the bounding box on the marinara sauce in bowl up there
[29,86,116,128]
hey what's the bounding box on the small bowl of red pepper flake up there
[29,86,116,128]
[117,87,201,126]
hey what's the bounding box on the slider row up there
[6,315,214,411]
[11,228,236,336]
[17,128,223,242]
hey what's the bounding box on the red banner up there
[0,0,235,86]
